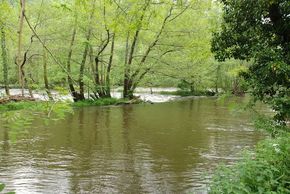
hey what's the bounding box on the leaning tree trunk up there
[78,4,95,100]
[66,26,80,102]
[123,4,172,99]
[43,47,53,100]
[0,24,10,96]
[104,33,115,98]
[93,29,110,99]
[78,29,92,101]
[16,0,25,96]
[123,30,139,99]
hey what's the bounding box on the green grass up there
[0,97,144,112]
[72,98,128,107]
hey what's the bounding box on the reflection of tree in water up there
[104,108,112,152]
[0,127,10,175]
[0,100,265,193]
[119,105,143,193]
[68,107,99,193]
[122,105,133,153]
[64,112,74,147]
[2,127,10,152]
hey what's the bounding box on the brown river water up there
[0,97,265,194]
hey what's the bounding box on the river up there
[0,97,265,193]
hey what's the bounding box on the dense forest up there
[0,0,247,101]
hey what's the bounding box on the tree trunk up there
[78,1,95,100]
[43,47,53,100]
[78,38,90,100]
[124,30,139,99]
[190,83,195,93]
[17,0,25,96]
[123,33,130,99]
[123,5,172,99]
[0,24,9,96]
[105,33,115,98]
[22,70,34,98]
[67,26,79,101]
[93,30,111,98]
[215,65,220,94]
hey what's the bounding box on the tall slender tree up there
[0,23,9,96]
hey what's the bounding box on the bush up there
[72,98,126,107]
[209,131,290,194]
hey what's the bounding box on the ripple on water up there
[0,97,266,193]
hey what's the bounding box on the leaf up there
[0,183,5,192]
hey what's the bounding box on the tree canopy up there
[212,0,290,121]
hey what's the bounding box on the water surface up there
[0,98,264,193]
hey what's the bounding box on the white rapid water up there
[0,88,179,103]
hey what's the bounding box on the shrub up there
[72,98,122,107]
[209,131,290,194]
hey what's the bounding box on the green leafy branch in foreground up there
[0,183,15,194]
[0,101,73,130]
[0,98,141,130]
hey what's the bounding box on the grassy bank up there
[0,97,144,111]
[209,120,290,194]
[72,98,144,107]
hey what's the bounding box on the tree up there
[120,0,194,99]
[0,0,226,102]
[0,0,11,96]
[16,0,26,96]
[212,0,290,121]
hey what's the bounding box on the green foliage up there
[212,0,290,121]
[0,101,73,130]
[254,115,290,136]
[0,183,15,194]
[73,98,121,107]
[0,184,4,192]
[209,131,290,194]
[72,98,137,107]
[0,0,235,100]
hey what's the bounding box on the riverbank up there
[0,97,146,111]
[209,121,290,193]
[0,88,220,107]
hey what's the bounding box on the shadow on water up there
[0,98,265,193]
